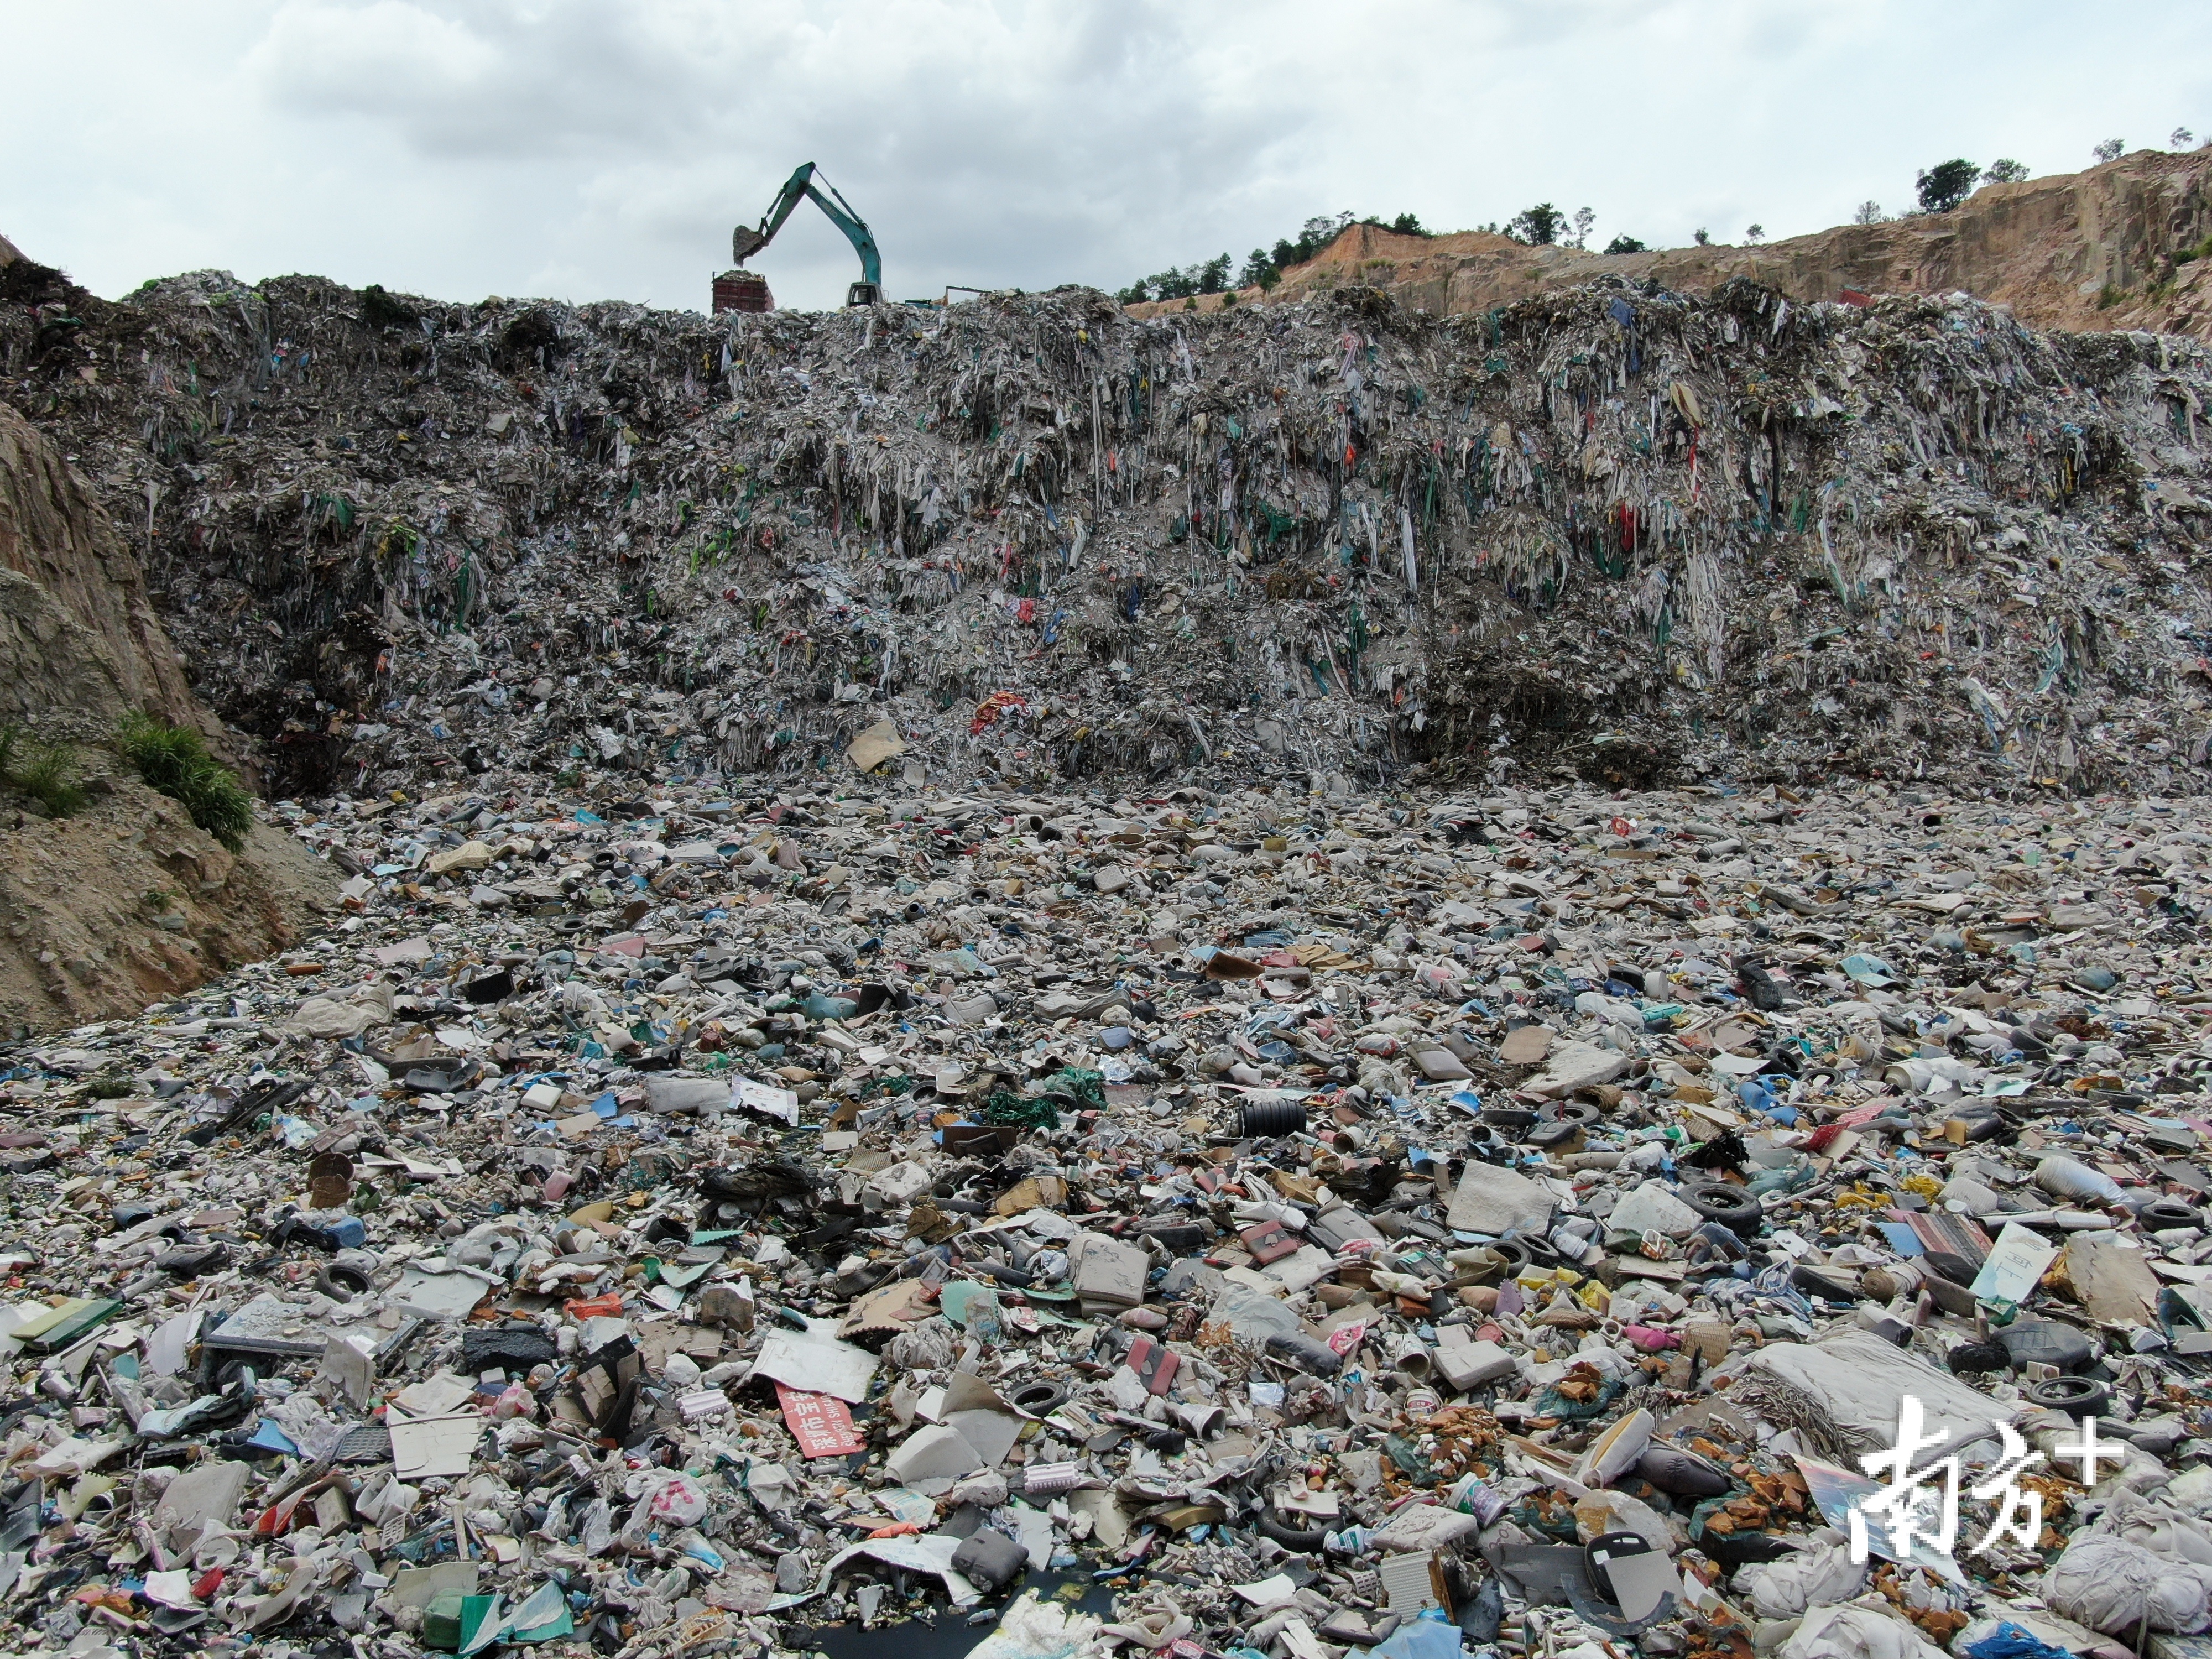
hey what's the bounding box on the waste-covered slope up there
[1147,149,2212,341]
[4,233,2212,801]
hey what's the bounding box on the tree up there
[1239,249,1280,290]
[1693,227,1710,246]
[1916,159,1979,213]
[1303,212,1354,253]
[1745,223,1766,245]
[2173,128,2196,150]
[1853,200,1887,224]
[1115,280,1151,305]
[1387,212,1430,236]
[1569,207,1595,248]
[1196,253,1233,294]
[2093,139,2124,162]
[1507,203,1564,245]
[1604,234,1647,254]
[1982,159,2028,184]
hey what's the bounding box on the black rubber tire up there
[1257,1512,1329,1552]
[2140,1199,2203,1231]
[1682,1181,1765,1235]
[1488,1238,1533,1275]
[1521,1234,1568,1270]
[1008,1380,1068,1416]
[2023,1375,2111,1413]
[317,1262,372,1301]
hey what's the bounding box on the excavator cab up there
[724,165,884,310]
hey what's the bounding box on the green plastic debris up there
[980,1089,1059,1131]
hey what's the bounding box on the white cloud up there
[1,0,2205,313]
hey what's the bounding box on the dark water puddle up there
[796,1569,1117,1659]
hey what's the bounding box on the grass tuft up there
[0,726,87,816]
[113,714,254,852]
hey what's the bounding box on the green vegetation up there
[113,714,254,852]
[1506,203,1564,244]
[0,726,87,817]
[1119,211,1434,304]
[1983,159,2028,185]
[1604,234,1647,255]
[1916,159,1979,213]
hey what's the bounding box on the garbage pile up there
[6,769,2212,1659]
[6,237,2212,801]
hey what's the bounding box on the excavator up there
[717,162,881,312]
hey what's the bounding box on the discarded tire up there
[1681,1181,1764,1234]
[2023,1375,2111,1413]
[2139,1198,2203,1230]
[316,1261,373,1301]
[1241,1100,1306,1137]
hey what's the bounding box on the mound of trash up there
[4,234,2211,805]
[3,767,2212,1657]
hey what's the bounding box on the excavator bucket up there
[731,226,770,264]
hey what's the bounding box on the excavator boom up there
[728,163,881,306]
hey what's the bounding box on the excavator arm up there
[731,163,881,306]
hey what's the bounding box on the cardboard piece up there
[884,1423,983,1489]
[846,720,907,773]
[1499,1024,1556,1065]
[750,1328,879,1404]
[389,1414,481,1481]
[155,1459,251,1537]
[1447,1161,1557,1237]
[1970,1223,2060,1303]
[2066,1232,2161,1326]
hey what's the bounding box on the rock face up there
[1142,150,2212,340]
[0,400,198,733]
[0,380,335,1031]
[0,787,336,1035]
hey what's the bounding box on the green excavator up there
[722,162,881,310]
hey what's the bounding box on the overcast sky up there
[3,1,2206,315]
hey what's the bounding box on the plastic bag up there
[643,1473,709,1527]
[2045,1532,2208,1635]
[962,1590,1105,1659]
[1780,1604,1947,1659]
[1740,1538,1867,1619]
[1370,1611,1468,1659]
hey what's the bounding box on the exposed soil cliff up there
[1139,150,2212,340]
[0,375,336,1031]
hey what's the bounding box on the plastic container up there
[2034,1155,2126,1206]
